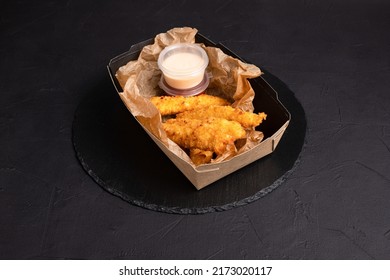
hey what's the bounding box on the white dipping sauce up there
[162,52,204,72]
[158,44,209,90]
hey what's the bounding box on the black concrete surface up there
[1,0,390,259]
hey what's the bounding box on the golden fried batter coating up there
[150,94,230,116]
[162,117,246,155]
[176,105,267,129]
[190,149,214,166]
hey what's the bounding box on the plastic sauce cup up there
[158,43,209,90]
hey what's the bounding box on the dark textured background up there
[1,0,390,259]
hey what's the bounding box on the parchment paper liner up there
[115,27,263,167]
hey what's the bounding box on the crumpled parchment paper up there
[116,27,264,166]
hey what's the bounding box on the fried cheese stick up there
[176,105,267,129]
[150,94,230,116]
[162,117,246,155]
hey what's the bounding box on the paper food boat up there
[107,33,290,190]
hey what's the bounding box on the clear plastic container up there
[158,72,211,96]
[157,43,209,93]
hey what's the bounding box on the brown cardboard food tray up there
[107,33,290,190]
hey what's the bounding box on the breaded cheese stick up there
[176,105,267,129]
[150,94,230,116]
[162,117,246,155]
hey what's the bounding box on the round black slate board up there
[72,70,306,214]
